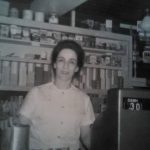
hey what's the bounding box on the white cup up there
[35,11,44,22]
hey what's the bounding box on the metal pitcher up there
[10,124,30,150]
[0,124,30,150]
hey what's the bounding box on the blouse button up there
[57,135,61,139]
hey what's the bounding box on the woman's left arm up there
[80,95,95,149]
[80,124,92,150]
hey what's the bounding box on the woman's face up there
[54,48,79,81]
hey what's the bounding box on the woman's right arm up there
[13,114,31,125]
[13,87,38,126]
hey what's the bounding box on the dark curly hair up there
[51,40,85,78]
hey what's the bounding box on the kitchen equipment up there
[105,88,150,150]
[0,124,30,150]
[10,124,30,150]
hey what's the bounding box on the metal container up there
[10,124,30,150]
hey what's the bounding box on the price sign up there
[123,97,150,111]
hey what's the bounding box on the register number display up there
[123,97,150,111]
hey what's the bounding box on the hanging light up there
[138,9,150,41]
[141,9,150,33]
[138,9,150,63]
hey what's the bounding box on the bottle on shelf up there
[49,13,59,24]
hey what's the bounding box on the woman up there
[17,40,95,150]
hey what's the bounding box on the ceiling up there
[9,0,150,25]
[75,0,150,24]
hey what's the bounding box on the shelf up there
[84,64,122,70]
[84,47,125,55]
[130,78,147,87]
[0,16,132,117]
[0,37,55,48]
[1,56,122,69]
[0,37,125,55]
[83,89,107,95]
[0,56,50,64]
[0,85,107,95]
[0,16,132,90]
[0,37,125,56]
[0,86,31,92]
[0,37,30,45]
[0,16,131,41]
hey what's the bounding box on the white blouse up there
[19,82,95,150]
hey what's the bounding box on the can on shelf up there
[23,9,33,20]
[35,11,44,22]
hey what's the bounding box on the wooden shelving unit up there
[0,16,132,117]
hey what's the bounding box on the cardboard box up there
[0,1,10,16]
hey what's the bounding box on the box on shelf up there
[0,1,10,16]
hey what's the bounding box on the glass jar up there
[49,13,59,24]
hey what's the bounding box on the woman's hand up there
[13,114,31,125]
